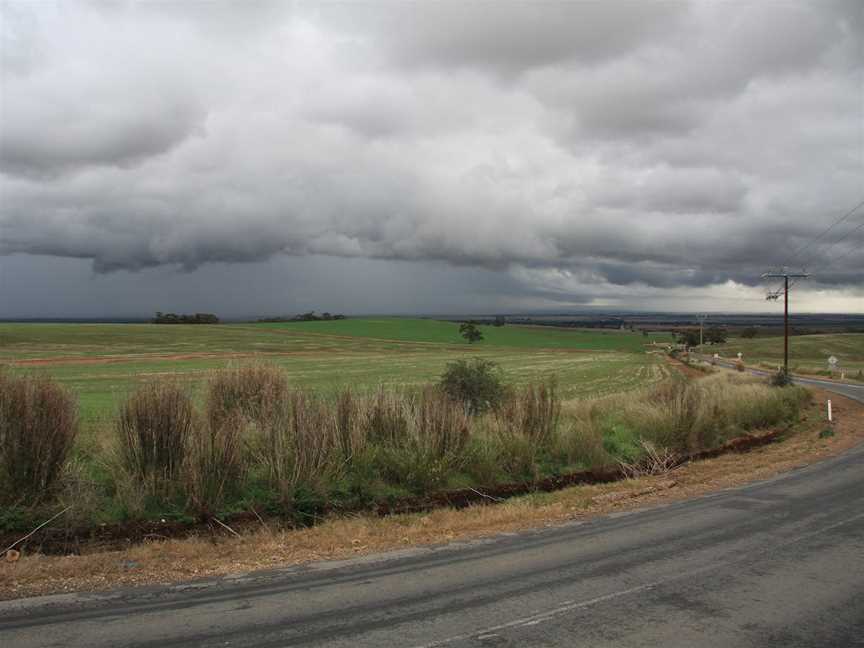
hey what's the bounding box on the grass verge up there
[0,367,809,543]
[0,387,857,600]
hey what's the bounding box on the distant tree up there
[705,326,728,344]
[493,315,506,327]
[152,312,218,324]
[740,327,759,339]
[459,323,484,344]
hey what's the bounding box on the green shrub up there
[770,368,793,387]
[438,358,506,414]
[0,372,79,505]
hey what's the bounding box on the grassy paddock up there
[0,319,673,425]
[0,365,809,534]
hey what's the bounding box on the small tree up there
[459,322,484,344]
[677,330,701,348]
[705,326,728,344]
[740,327,759,339]
[770,368,793,387]
[438,358,505,414]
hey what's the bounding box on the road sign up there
[828,356,838,368]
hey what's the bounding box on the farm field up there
[0,318,812,542]
[0,319,673,426]
[712,333,864,377]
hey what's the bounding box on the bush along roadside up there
[0,363,811,545]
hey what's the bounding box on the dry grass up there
[0,372,78,505]
[563,373,809,464]
[2,389,858,601]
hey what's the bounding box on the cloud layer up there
[1,1,862,311]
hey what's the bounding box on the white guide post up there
[828,400,832,423]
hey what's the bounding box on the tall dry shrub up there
[206,363,289,429]
[334,389,364,460]
[470,380,561,482]
[356,388,471,493]
[495,380,561,446]
[365,389,410,446]
[116,380,195,497]
[255,391,338,503]
[0,372,78,504]
[413,387,471,460]
[187,411,245,516]
[555,415,609,470]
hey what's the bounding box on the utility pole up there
[697,314,707,349]
[762,270,810,375]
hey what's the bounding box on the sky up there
[1,0,862,318]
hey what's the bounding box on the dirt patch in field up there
[8,350,375,367]
[666,356,708,380]
[1,388,858,601]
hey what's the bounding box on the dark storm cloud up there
[0,0,862,313]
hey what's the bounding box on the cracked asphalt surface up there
[1,380,862,648]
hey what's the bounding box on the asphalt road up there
[2,386,863,647]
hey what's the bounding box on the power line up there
[806,217,864,271]
[785,218,864,292]
[776,196,864,270]
[764,196,864,297]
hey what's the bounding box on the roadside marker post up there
[828,400,832,423]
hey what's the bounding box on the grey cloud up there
[0,100,206,176]
[0,1,862,314]
[361,1,687,73]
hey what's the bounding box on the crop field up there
[712,333,864,377]
[0,319,673,427]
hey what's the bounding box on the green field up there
[0,319,673,426]
[712,333,864,377]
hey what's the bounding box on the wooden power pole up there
[762,270,810,374]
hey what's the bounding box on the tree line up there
[257,311,347,323]
[152,312,219,324]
